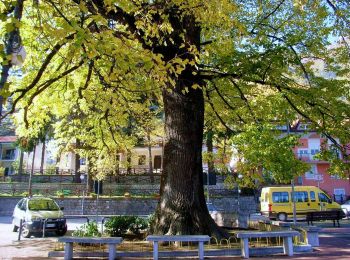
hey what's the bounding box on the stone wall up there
[0,196,258,221]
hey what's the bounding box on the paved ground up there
[0,216,349,259]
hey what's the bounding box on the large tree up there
[1,1,350,238]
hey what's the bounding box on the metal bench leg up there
[198,241,204,260]
[241,238,249,258]
[283,236,293,256]
[108,244,116,260]
[64,242,73,260]
[153,241,158,260]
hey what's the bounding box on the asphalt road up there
[0,216,349,259]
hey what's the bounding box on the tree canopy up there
[1,0,350,237]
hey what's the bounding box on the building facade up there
[290,123,350,202]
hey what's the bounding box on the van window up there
[310,191,316,202]
[294,191,309,202]
[272,192,289,203]
[318,193,331,203]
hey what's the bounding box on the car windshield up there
[28,199,60,211]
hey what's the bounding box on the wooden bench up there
[306,210,345,227]
[58,236,122,260]
[146,235,210,260]
[235,231,299,259]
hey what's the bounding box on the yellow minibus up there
[260,186,341,221]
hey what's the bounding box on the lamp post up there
[291,179,297,224]
[236,174,243,227]
[80,174,86,215]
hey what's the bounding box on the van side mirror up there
[60,207,64,210]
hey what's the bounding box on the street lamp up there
[236,173,243,227]
[80,173,86,215]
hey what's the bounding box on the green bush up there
[129,217,148,234]
[72,221,101,237]
[104,216,148,237]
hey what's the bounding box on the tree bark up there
[74,139,81,183]
[28,145,36,196]
[150,10,227,239]
[206,129,215,174]
[152,86,226,238]
[39,138,46,174]
[147,132,154,183]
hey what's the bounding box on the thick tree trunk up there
[150,9,227,239]
[152,87,227,238]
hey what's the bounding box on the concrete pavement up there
[0,217,349,259]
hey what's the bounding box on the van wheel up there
[277,213,287,221]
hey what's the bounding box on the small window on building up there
[334,188,345,203]
[80,158,86,165]
[272,192,289,203]
[138,155,146,165]
[4,149,15,160]
[305,165,317,179]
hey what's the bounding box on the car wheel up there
[12,225,18,232]
[277,213,287,222]
[21,224,31,238]
[55,226,67,236]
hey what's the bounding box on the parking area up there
[0,216,87,260]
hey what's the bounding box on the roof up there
[0,136,17,143]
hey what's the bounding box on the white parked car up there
[341,200,350,218]
[12,197,67,238]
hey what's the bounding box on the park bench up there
[306,210,345,227]
[146,235,210,260]
[58,236,122,260]
[235,230,300,259]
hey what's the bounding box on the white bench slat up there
[235,231,299,259]
[58,236,122,244]
[146,235,210,260]
[236,231,299,239]
[146,235,210,242]
[58,236,122,260]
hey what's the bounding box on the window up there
[298,149,308,156]
[318,193,331,203]
[294,191,309,202]
[272,192,289,203]
[334,189,345,202]
[310,149,320,160]
[3,149,15,160]
[310,191,316,202]
[80,158,86,165]
[305,165,317,179]
[138,155,146,165]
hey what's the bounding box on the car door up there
[293,191,310,216]
[307,191,319,211]
[318,192,332,211]
[13,199,26,226]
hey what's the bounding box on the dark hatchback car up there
[12,197,67,238]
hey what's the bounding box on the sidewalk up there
[1,218,349,259]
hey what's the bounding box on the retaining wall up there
[0,196,258,222]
